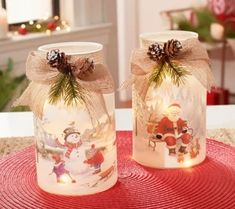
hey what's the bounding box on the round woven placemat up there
[0,131,235,209]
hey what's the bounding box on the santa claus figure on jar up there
[156,103,192,156]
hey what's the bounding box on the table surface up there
[0,106,235,138]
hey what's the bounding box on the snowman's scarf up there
[14,51,114,126]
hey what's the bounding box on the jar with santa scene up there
[130,31,215,168]
[14,42,117,195]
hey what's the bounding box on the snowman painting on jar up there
[56,127,82,159]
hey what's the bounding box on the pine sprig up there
[48,73,86,105]
[165,62,191,86]
[149,62,165,87]
[46,50,91,106]
[147,40,190,87]
[48,73,67,104]
[149,61,190,87]
[64,74,86,106]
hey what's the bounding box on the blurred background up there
[0,0,235,111]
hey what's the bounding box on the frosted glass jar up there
[34,42,117,195]
[132,31,207,168]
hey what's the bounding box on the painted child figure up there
[56,128,82,158]
[50,153,76,183]
[156,103,192,156]
[84,144,104,174]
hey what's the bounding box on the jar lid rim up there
[140,30,198,42]
[38,42,103,55]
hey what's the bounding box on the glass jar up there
[132,31,208,168]
[34,42,117,195]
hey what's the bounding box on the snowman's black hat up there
[64,128,80,141]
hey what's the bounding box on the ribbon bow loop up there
[129,38,216,102]
[14,50,114,121]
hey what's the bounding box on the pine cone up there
[163,39,182,58]
[47,49,62,67]
[147,43,163,61]
[72,58,94,79]
[47,50,71,73]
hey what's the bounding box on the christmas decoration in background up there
[173,1,235,42]
[0,59,26,111]
[174,8,218,42]
[208,0,235,22]
[208,0,235,36]
[17,16,70,35]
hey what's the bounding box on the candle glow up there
[54,15,59,20]
[56,26,61,31]
[59,174,71,184]
[32,42,117,195]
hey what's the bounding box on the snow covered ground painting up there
[34,93,117,195]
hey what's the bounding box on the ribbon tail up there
[85,91,111,127]
[84,98,98,128]
[140,78,151,101]
[13,82,50,119]
[118,75,135,91]
[133,75,151,101]
[178,60,217,91]
[97,92,111,123]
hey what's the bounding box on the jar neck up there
[71,49,104,64]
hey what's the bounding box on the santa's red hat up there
[168,103,181,109]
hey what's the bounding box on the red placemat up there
[0,131,235,209]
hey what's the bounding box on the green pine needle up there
[149,62,165,87]
[149,61,190,87]
[165,62,191,86]
[48,73,86,105]
[48,73,67,104]
[64,74,86,106]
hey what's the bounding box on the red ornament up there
[47,22,57,31]
[208,0,235,24]
[18,26,27,35]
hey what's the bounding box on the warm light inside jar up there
[42,99,92,136]
[59,174,72,184]
[133,31,207,169]
[33,42,117,195]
